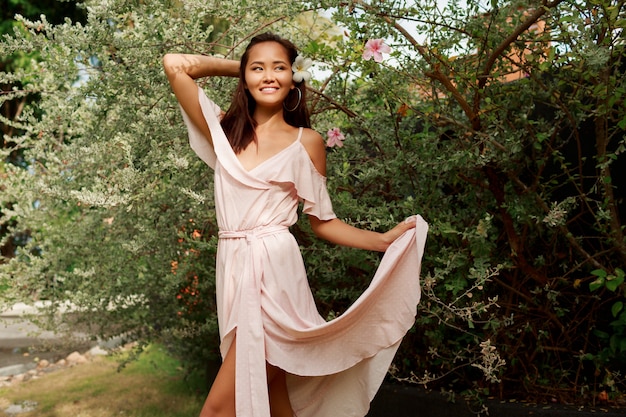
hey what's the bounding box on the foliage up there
[307,0,626,406]
[0,0,625,409]
[0,1,87,259]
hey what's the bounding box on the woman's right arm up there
[162,54,239,146]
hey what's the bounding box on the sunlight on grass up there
[0,345,207,417]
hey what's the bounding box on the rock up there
[37,359,50,369]
[66,351,88,364]
[11,374,24,383]
[56,359,67,367]
[87,346,108,357]
[40,366,58,374]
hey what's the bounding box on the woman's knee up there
[199,397,229,417]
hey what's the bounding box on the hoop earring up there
[283,88,302,112]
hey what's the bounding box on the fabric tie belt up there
[217,224,289,417]
[218,224,289,242]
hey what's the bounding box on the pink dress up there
[181,87,428,417]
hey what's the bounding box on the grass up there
[0,345,207,417]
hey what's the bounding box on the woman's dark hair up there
[220,32,311,153]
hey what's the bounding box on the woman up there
[163,32,428,417]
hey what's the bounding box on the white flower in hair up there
[292,55,312,83]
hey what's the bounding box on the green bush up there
[1,0,624,407]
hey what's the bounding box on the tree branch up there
[477,0,565,89]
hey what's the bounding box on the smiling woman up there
[162,32,427,417]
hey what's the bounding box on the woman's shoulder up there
[299,127,324,148]
[299,128,327,176]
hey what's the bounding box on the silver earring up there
[283,88,302,112]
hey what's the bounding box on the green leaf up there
[611,301,624,318]
[591,269,607,278]
[589,277,605,292]
[593,329,610,340]
[605,273,625,292]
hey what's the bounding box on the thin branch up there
[477,0,565,89]
[306,86,358,118]
[353,0,477,124]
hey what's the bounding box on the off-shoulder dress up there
[180,87,428,417]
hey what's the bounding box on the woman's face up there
[244,41,294,109]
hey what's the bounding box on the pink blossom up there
[362,39,391,63]
[326,128,345,148]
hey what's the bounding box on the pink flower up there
[362,39,391,63]
[326,128,345,148]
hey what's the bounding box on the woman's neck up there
[253,107,288,130]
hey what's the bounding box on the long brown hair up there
[220,32,311,153]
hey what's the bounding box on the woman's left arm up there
[309,216,416,252]
[301,129,416,252]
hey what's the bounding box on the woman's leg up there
[199,338,293,417]
[267,363,294,417]
[199,341,237,417]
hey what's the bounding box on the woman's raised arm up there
[162,54,239,145]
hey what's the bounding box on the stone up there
[87,346,108,356]
[66,351,88,364]
[37,359,50,369]
[11,374,24,383]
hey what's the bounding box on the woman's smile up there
[245,41,294,106]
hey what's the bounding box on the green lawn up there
[0,345,208,417]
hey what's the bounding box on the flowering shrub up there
[1,0,625,407]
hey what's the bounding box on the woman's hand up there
[379,216,417,251]
[162,54,240,147]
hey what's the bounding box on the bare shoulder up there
[300,128,324,148]
[299,128,327,176]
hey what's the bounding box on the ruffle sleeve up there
[295,152,337,221]
[178,91,221,170]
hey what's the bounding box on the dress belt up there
[217,224,288,417]
[218,224,289,242]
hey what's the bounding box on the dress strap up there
[296,126,303,142]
